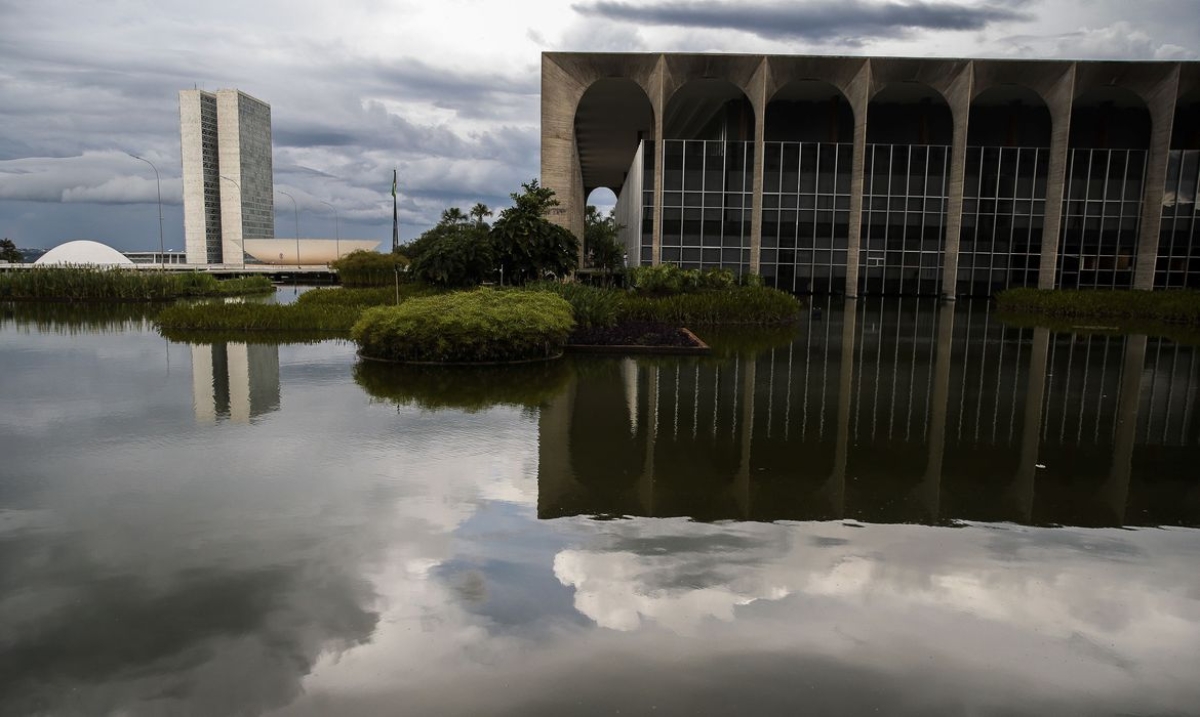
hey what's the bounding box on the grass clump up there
[330,250,410,287]
[621,286,801,326]
[996,288,1200,324]
[352,289,575,363]
[156,302,362,334]
[0,267,274,301]
[296,285,436,308]
[526,281,625,328]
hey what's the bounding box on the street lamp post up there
[318,200,339,263]
[219,175,245,269]
[128,153,164,269]
[277,190,300,268]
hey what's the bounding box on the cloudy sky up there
[0,0,1196,252]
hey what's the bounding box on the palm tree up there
[469,203,492,228]
[440,207,468,226]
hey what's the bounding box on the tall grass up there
[996,288,1200,324]
[0,267,273,301]
[156,302,362,333]
[620,286,802,325]
[525,281,624,328]
[296,284,436,308]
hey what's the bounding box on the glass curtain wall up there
[761,142,853,294]
[860,145,951,295]
[1055,149,1147,289]
[958,147,1048,295]
[1156,150,1200,288]
[660,140,753,273]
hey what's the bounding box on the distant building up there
[180,89,274,265]
[34,240,134,266]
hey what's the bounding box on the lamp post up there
[277,190,300,268]
[219,175,245,269]
[318,200,339,263]
[128,153,164,269]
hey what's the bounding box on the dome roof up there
[34,240,134,266]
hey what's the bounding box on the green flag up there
[391,174,397,198]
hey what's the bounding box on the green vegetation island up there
[0,266,274,302]
[155,180,804,364]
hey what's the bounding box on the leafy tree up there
[0,238,21,263]
[584,205,624,280]
[409,207,494,287]
[489,179,579,285]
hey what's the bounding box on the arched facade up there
[543,54,1197,295]
[959,85,1052,295]
[659,79,756,273]
[761,80,854,294]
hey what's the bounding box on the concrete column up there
[1133,68,1181,290]
[940,64,974,300]
[540,55,587,244]
[1038,67,1076,290]
[651,57,667,266]
[844,63,872,298]
[1012,327,1050,522]
[748,60,769,274]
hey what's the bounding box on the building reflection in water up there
[539,299,1200,528]
[190,342,280,424]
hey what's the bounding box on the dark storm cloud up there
[573,0,1034,41]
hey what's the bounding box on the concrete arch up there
[1172,89,1200,150]
[1069,85,1151,149]
[765,79,853,142]
[574,78,655,198]
[866,82,954,145]
[663,78,756,141]
[969,85,1051,147]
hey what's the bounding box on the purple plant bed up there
[567,322,711,355]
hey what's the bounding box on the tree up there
[0,238,21,263]
[469,203,492,228]
[409,206,494,287]
[584,206,624,280]
[489,179,579,285]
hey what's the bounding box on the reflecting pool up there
[2,295,1199,716]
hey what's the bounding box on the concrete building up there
[180,89,274,265]
[542,53,1200,296]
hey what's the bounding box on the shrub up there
[409,230,495,287]
[489,180,580,284]
[351,289,575,363]
[628,264,684,295]
[331,250,410,287]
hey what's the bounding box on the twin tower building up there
[179,89,274,266]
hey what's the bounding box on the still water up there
[2,294,1199,716]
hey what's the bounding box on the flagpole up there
[392,169,400,304]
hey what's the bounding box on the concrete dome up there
[34,240,134,266]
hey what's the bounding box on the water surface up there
[1,294,1198,716]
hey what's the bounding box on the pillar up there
[1133,67,1181,290]
[844,63,872,298]
[748,60,769,275]
[651,56,667,266]
[1038,66,1076,290]
[940,63,974,300]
